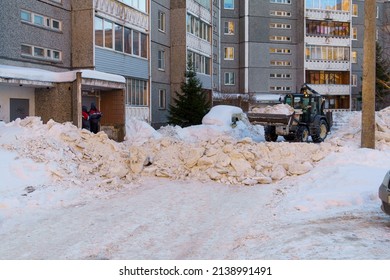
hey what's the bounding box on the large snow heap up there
[0,106,390,187]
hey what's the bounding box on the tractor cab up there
[284,85,325,124]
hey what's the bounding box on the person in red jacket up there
[88,103,102,133]
[81,106,90,131]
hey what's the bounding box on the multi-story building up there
[215,0,390,112]
[0,0,151,141]
[149,0,213,128]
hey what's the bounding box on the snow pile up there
[1,107,390,188]
[202,105,243,126]
[0,117,132,188]
[250,104,295,115]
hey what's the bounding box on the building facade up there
[0,0,151,141]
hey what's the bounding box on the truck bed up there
[246,112,295,126]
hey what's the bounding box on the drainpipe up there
[76,72,82,128]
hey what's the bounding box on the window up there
[158,89,166,109]
[270,73,291,79]
[305,45,350,61]
[34,14,44,26]
[21,10,31,22]
[21,44,61,61]
[95,17,103,47]
[352,27,357,40]
[270,10,291,17]
[132,30,140,56]
[158,11,165,32]
[224,0,234,9]
[224,72,235,85]
[158,50,165,70]
[118,0,147,13]
[270,0,291,4]
[21,45,32,55]
[141,33,148,58]
[188,50,211,75]
[270,86,291,92]
[270,60,291,66]
[270,48,291,54]
[305,70,350,85]
[124,27,132,54]
[306,0,351,11]
[52,19,61,30]
[270,36,291,42]
[306,20,350,37]
[224,21,234,34]
[352,4,358,16]
[95,17,148,58]
[352,74,357,87]
[104,20,113,49]
[270,23,291,29]
[126,79,148,106]
[224,47,234,60]
[115,24,123,52]
[186,13,211,42]
[352,51,357,63]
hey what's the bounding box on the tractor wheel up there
[264,126,278,142]
[382,201,390,215]
[295,125,309,142]
[312,119,328,143]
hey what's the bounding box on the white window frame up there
[270,73,291,79]
[158,50,165,70]
[351,51,357,63]
[224,0,234,9]
[270,48,291,54]
[224,21,235,35]
[270,35,291,42]
[224,47,234,60]
[270,23,291,29]
[270,60,291,66]
[21,44,62,61]
[352,74,357,87]
[270,10,291,17]
[158,89,166,109]
[270,0,291,4]
[158,11,166,32]
[21,10,62,31]
[352,27,357,40]
[352,4,358,17]
[224,72,235,85]
[270,86,291,92]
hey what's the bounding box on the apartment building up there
[215,0,390,112]
[0,0,150,141]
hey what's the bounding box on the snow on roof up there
[0,65,125,84]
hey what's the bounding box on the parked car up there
[379,170,390,215]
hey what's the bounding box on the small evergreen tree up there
[376,43,390,110]
[168,62,211,127]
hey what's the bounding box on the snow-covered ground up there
[0,106,390,260]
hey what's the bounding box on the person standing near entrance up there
[81,106,90,131]
[89,103,102,134]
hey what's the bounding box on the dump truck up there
[243,84,333,142]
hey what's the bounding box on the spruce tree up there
[168,63,211,127]
[375,43,390,110]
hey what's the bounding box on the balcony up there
[187,33,212,56]
[305,8,351,22]
[306,84,350,96]
[187,0,211,23]
[305,60,350,71]
[305,35,350,47]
